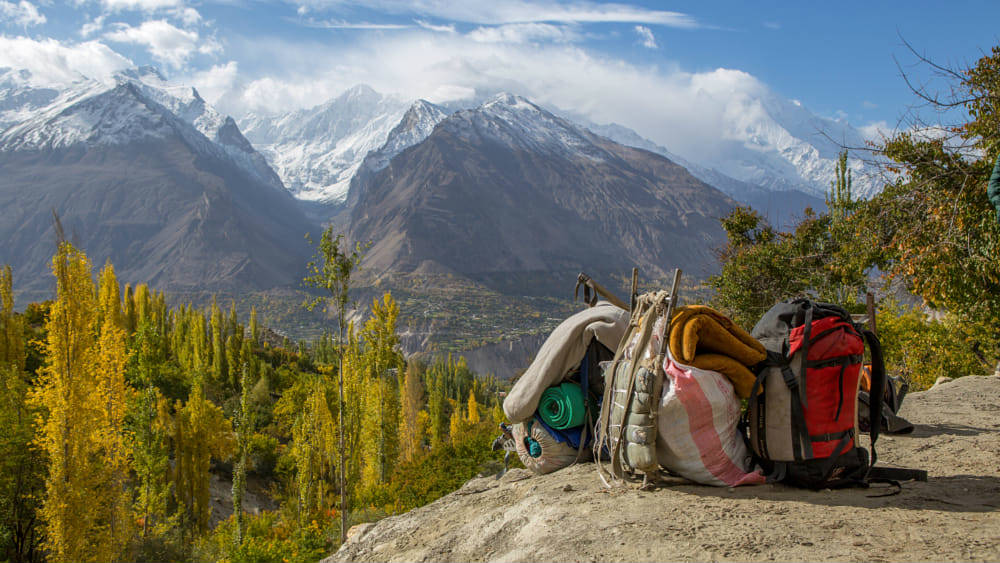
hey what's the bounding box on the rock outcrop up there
[327,375,1000,562]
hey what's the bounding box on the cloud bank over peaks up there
[0,36,133,86]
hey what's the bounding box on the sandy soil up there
[326,375,1000,562]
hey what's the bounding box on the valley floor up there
[326,375,1000,562]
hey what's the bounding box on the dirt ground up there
[326,374,1000,562]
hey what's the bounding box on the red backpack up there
[746,299,925,489]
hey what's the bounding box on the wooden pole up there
[630,268,639,312]
[866,292,877,336]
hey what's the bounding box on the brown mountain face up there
[0,85,316,294]
[347,95,737,288]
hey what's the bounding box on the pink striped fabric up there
[658,356,766,486]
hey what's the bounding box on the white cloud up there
[859,120,892,141]
[181,60,239,104]
[633,24,656,48]
[426,84,475,103]
[213,30,773,163]
[288,0,699,27]
[467,23,579,44]
[86,0,202,28]
[177,6,201,25]
[415,19,455,33]
[0,36,132,86]
[80,14,106,37]
[862,100,878,109]
[303,18,412,29]
[100,0,184,11]
[105,20,219,69]
[0,1,46,27]
[763,21,780,30]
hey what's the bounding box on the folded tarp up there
[666,305,766,398]
[504,302,629,424]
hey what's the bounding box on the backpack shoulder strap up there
[860,328,886,470]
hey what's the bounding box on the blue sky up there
[0,1,997,146]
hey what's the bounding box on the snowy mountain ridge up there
[239,85,415,203]
[247,82,882,208]
[0,66,285,193]
[444,93,611,163]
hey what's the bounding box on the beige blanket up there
[504,302,629,424]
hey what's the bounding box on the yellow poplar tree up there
[291,376,336,523]
[466,389,480,424]
[94,263,133,562]
[29,243,107,562]
[171,383,235,534]
[360,293,401,488]
[338,324,366,500]
[398,361,425,464]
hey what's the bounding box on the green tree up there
[360,293,402,488]
[0,265,44,563]
[210,297,226,389]
[426,370,447,450]
[232,361,254,546]
[127,322,172,541]
[854,55,1000,331]
[303,226,363,543]
[709,205,867,328]
[399,361,426,464]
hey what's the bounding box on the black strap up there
[867,465,928,482]
[798,303,813,410]
[806,354,864,369]
[818,431,855,482]
[809,429,852,442]
[861,329,886,475]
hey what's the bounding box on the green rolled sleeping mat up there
[538,382,590,429]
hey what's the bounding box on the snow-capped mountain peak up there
[362,99,449,174]
[0,66,284,192]
[483,92,542,113]
[238,84,416,203]
[444,92,608,163]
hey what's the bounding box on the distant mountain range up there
[239,83,878,208]
[348,93,736,283]
[0,66,314,293]
[0,64,879,348]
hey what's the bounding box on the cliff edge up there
[327,375,1000,562]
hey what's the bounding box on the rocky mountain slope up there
[347,93,737,283]
[328,375,1000,562]
[0,68,314,292]
[587,120,826,228]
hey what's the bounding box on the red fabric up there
[789,318,864,459]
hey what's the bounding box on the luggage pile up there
[496,270,925,492]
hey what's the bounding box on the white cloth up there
[504,302,628,423]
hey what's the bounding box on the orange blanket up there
[668,306,766,398]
